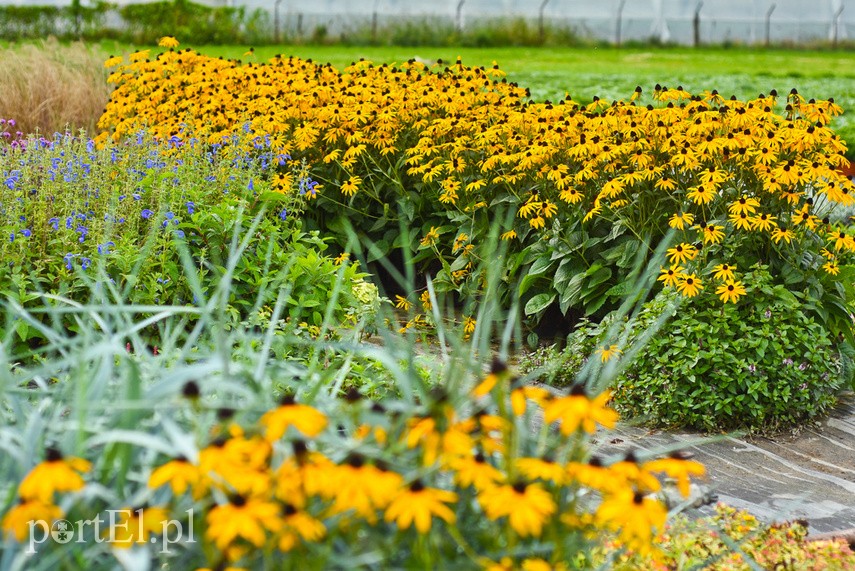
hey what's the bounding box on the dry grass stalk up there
[0,38,110,135]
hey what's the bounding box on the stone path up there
[594,392,855,534]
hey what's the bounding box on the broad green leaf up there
[525,293,556,316]
[605,281,632,297]
[258,191,289,203]
[519,271,544,296]
[14,319,29,342]
[367,239,390,262]
[554,257,579,287]
[397,197,415,222]
[528,254,555,277]
[584,293,608,314]
[584,266,612,289]
[559,273,586,311]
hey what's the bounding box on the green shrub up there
[0,0,272,44]
[517,329,599,388]
[569,265,842,432]
[0,6,61,40]
[119,0,257,45]
[0,228,711,569]
[525,264,844,432]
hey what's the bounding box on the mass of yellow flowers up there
[2,365,705,568]
[97,44,855,315]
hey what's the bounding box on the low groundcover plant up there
[597,503,855,570]
[533,264,843,432]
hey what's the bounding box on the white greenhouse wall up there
[0,0,853,45]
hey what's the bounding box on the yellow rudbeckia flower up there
[543,387,619,434]
[384,480,457,533]
[18,448,91,503]
[259,396,328,440]
[478,481,556,537]
[158,36,180,48]
[716,280,747,303]
[206,495,281,550]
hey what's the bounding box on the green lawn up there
[162,44,854,77]
[97,42,855,88]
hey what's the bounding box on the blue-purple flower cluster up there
[1,125,311,279]
[0,118,26,152]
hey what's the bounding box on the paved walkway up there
[594,392,855,533]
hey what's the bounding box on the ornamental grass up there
[0,39,110,136]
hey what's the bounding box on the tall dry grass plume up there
[0,39,110,135]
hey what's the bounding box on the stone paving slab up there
[593,393,855,533]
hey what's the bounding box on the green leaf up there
[525,293,556,316]
[605,281,632,298]
[559,291,574,314]
[584,293,608,314]
[554,257,579,288]
[519,272,542,297]
[528,254,555,277]
[397,197,415,222]
[601,240,631,263]
[14,319,29,342]
[449,256,470,272]
[258,191,289,203]
[369,216,391,233]
[489,194,518,206]
[584,265,612,289]
[584,262,603,276]
[519,254,556,296]
[367,239,391,262]
[526,331,539,347]
[559,273,586,308]
[605,219,626,242]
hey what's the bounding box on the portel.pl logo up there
[26,508,195,554]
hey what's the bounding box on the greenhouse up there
[0,0,852,45]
